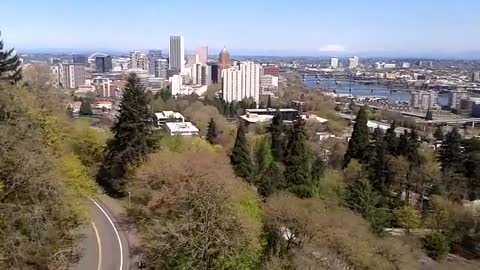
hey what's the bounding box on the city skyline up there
[2,0,480,58]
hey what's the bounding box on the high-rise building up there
[155,59,168,79]
[410,90,437,110]
[472,71,480,82]
[449,90,469,110]
[402,62,411,69]
[218,47,231,70]
[222,61,260,103]
[72,54,87,64]
[209,63,220,84]
[201,65,211,86]
[349,56,359,69]
[169,36,185,73]
[62,64,85,89]
[130,51,148,70]
[95,55,112,73]
[169,75,183,96]
[262,64,280,76]
[330,58,339,69]
[196,46,208,64]
[148,50,162,75]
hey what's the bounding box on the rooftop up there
[165,122,199,133]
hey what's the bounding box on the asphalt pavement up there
[72,198,130,270]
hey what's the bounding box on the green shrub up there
[422,232,449,261]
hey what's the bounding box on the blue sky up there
[1,0,479,56]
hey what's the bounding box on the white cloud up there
[317,44,347,53]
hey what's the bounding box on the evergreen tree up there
[0,31,22,83]
[255,136,273,177]
[79,100,93,115]
[406,129,420,163]
[230,122,254,181]
[385,121,399,155]
[311,156,326,185]
[434,126,444,141]
[370,128,389,194]
[344,106,369,167]
[257,162,286,197]
[266,95,272,108]
[439,128,463,172]
[345,176,387,234]
[270,109,285,161]
[159,88,172,101]
[284,117,312,198]
[96,73,151,196]
[425,109,433,120]
[206,117,218,145]
[397,130,409,156]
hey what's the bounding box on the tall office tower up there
[218,47,231,69]
[169,75,183,96]
[72,54,87,64]
[191,63,201,85]
[449,90,469,109]
[410,90,437,110]
[95,55,112,73]
[62,64,85,89]
[130,51,148,70]
[155,59,168,79]
[201,65,211,86]
[349,56,359,68]
[222,61,260,103]
[209,63,220,84]
[472,71,480,82]
[196,46,208,64]
[169,36,185,73]
[330,58,339,69]
[148,50,162,75]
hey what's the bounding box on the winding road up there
[72,198,130,270]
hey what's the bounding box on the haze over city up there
[2,0,480,57]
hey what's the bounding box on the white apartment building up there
[191,63,212,86]
[349,56,359,69]
[260,75,279,88]
[222,62,261,103]
[61,63,86,89]
[330,58,339,69]
[449,90,469,109]
[155,59,168,79]
[410,90,437,110]
[130,51,148,70]
[169,35,185,73]
[169,74,183,96]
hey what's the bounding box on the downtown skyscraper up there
[169,35,185,73]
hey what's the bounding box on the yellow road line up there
[91,221,102,270]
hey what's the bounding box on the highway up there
[72,198,130,270]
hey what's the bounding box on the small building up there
[164,122,199,136]
[95,100,113,111]
[154,111,185,127]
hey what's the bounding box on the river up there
[303,76,449,107]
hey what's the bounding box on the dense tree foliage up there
[96,73,151,195]
[0,82,95,269]
[129,148,264,270]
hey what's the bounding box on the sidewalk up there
[96,194,143,270]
